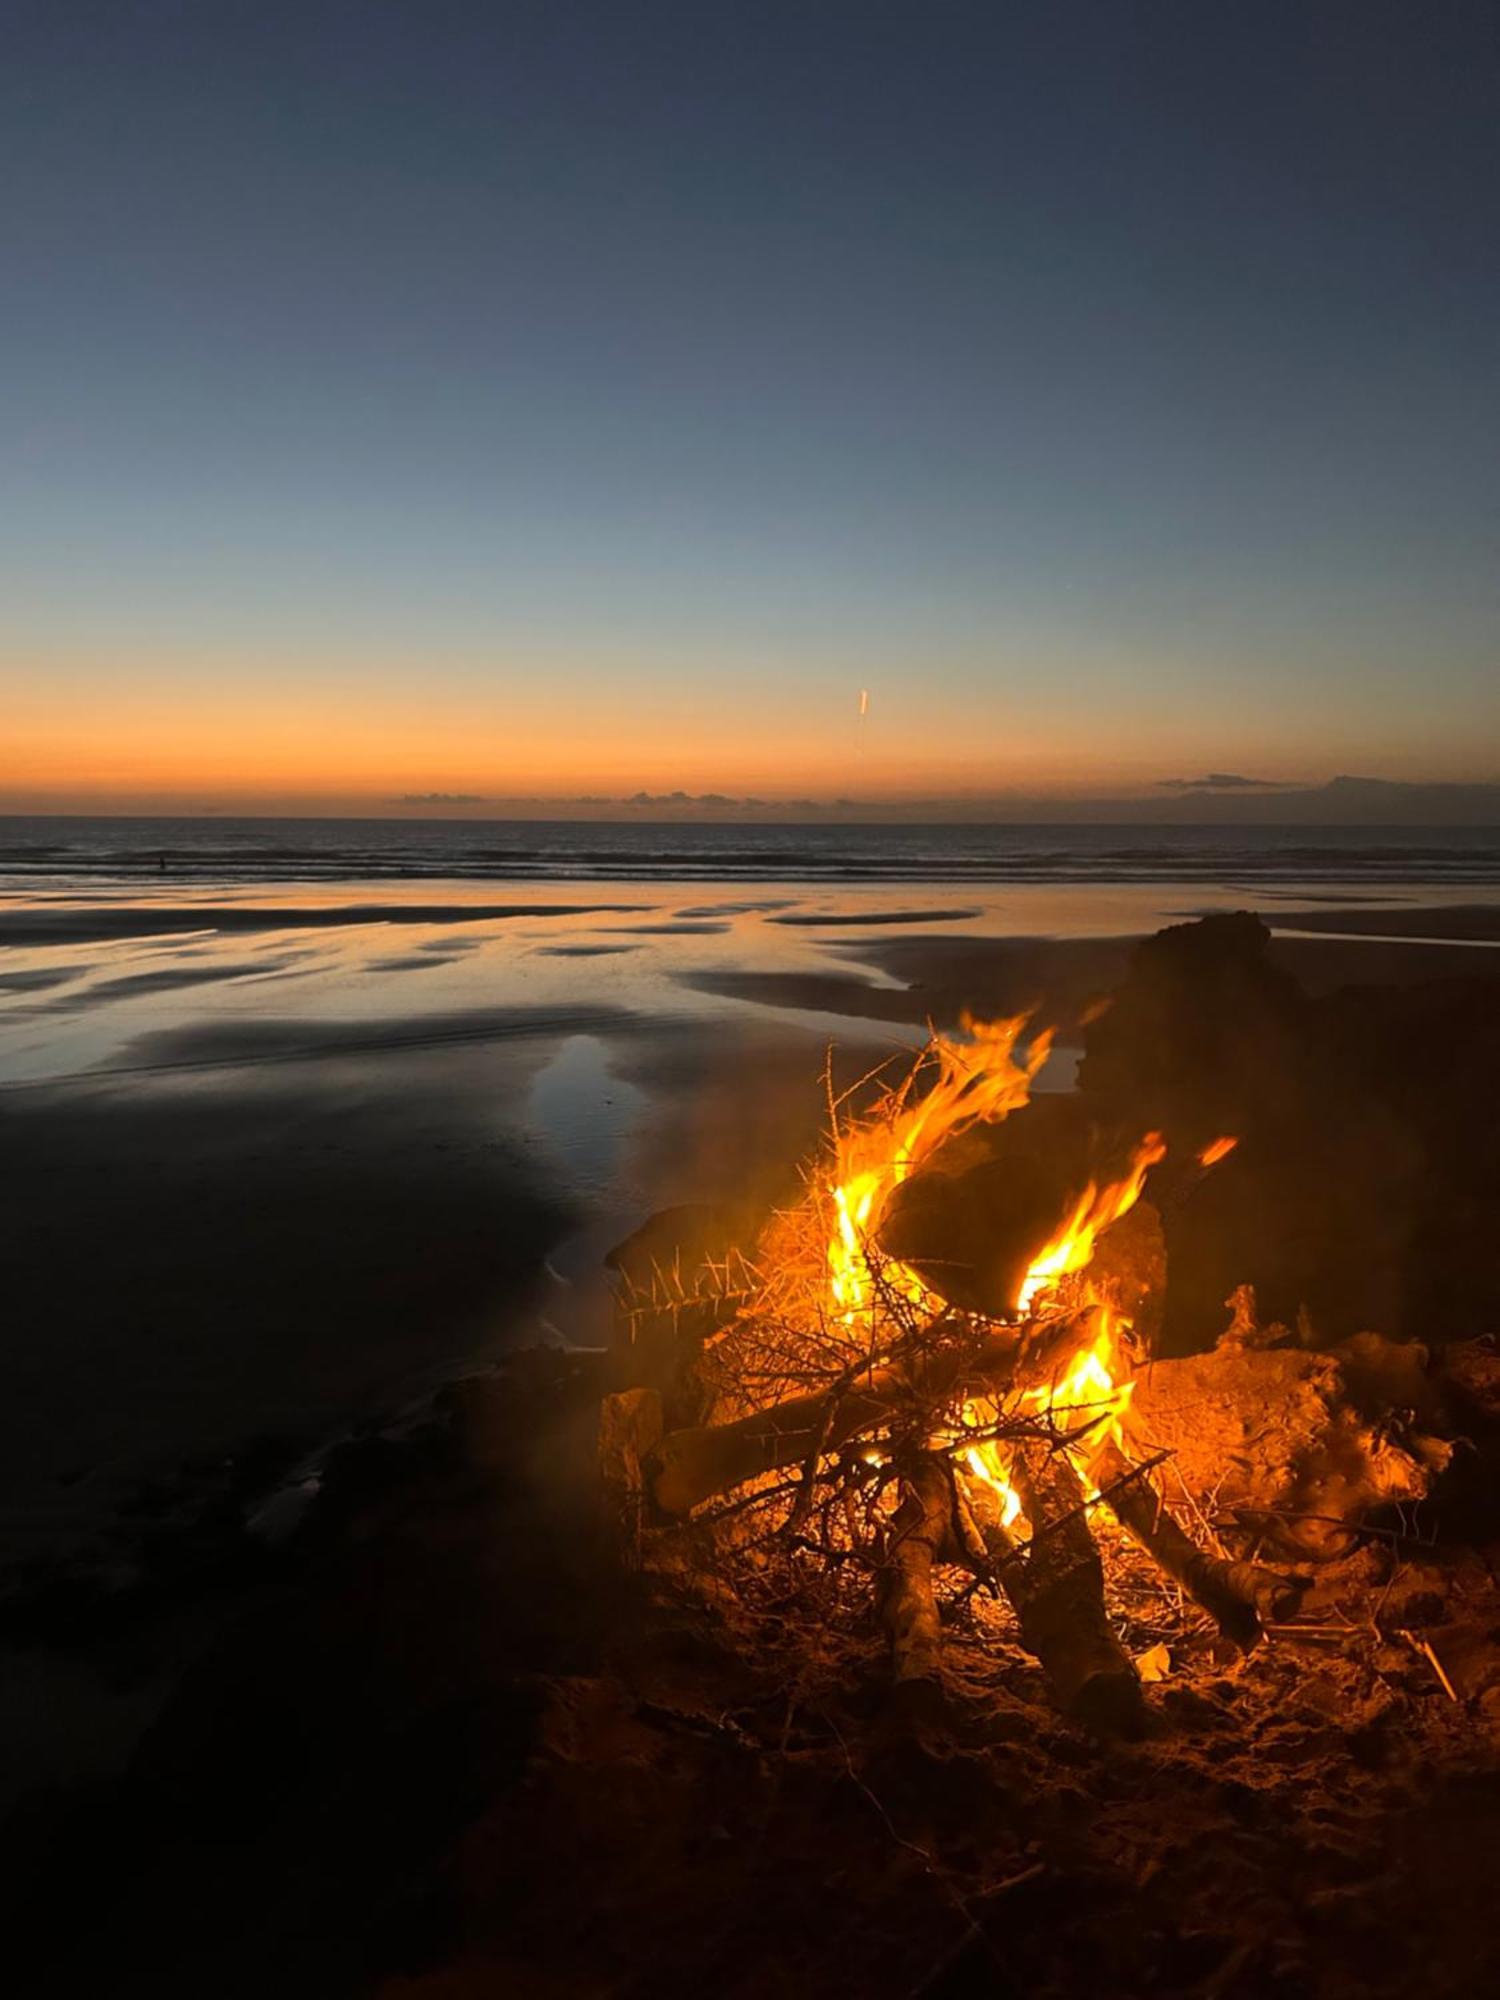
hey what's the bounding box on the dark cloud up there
[625,790,747,807]
[395,792,490,805]
[1155,772,1284,791]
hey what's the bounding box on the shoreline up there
[5,899,1500,1987]
[4,894,1498,1544]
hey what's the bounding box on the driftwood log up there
[873,1430,1312,1728]
[651,1325,1016,1515]
[1001,1445,1145,1733]
[882,1449,1144,1732]
[1091,1439,1306,1646]
[876,1457,951,1691]
[1125,1334,1437,1556]
[608,1320,1436,1728]
[650,1311,1099,1516]
[951,1449,1142,1731]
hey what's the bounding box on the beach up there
[5,826,1500,1986]
[5,833,1500,1559]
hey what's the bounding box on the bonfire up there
[601,1015,1437,1733]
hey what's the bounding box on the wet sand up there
[0,1044,573,1543]
[1264,903,1500,941]
[3,881,1500,1830]
[4,883,1498,1562]
[678,905,1500,1036]
[0,899,651,946]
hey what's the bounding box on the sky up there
[3,0,1498,815]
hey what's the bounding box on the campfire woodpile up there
[601,1002,1445,1732]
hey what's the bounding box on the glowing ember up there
[1199,1134,1239,1167]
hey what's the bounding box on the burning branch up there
[876,1456,951,1692]
[601,1014,1412,1731]
[998,1442,1145,1733]
[1091,1438,1309,1645]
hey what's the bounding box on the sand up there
[4,886,1498,1553]
[4,883,1500,1984]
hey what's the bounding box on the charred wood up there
[967,1448,1144,1735]
[650,1321,1027,1515]
[1090,1439,1306,1646]
[649,1311,1101,1516]
[876,1456,951,1690]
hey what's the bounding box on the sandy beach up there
[10,7,1500,1982]
[5,876,1500,1556]
[4,877,1500,1989]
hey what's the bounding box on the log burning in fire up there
[601,1013,1438,1734]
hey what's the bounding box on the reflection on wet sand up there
[9,876,1495,1095]
[2,873,1497,1559]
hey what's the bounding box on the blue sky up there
[3,1,1497,809]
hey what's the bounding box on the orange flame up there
[965,1128,1238,1523]
[962,1311,1133,1530]
[1012,1133,1167,1315]
[825,1014,1052,1320]
[819,1018,1170,1532]
[962,1130,1165,1528]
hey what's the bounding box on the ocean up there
[4,814,1500,891]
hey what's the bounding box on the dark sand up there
[678,933,1137,1032]
[0,976,870,1829]
[766,906,984,925]
[678,908,1500,1038]
[0,985,857,1567]
[0,1043,575,1533]
[6,897,1498,1521]
[0,900,649,946]
[4,889,1500,1989]
[1267,903,1500,940]
[16,1002,638,1083]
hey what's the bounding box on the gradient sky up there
[3,0,1498,812]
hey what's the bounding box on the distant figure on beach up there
[159,852,166,872]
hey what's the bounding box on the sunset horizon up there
[6,9,1500,1989]
[6,8,1496,822]
[7,771,1500,822]
[6,673,1497,819]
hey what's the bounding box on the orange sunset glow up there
[7,646,1488,817]
[7,6,1500,1992]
